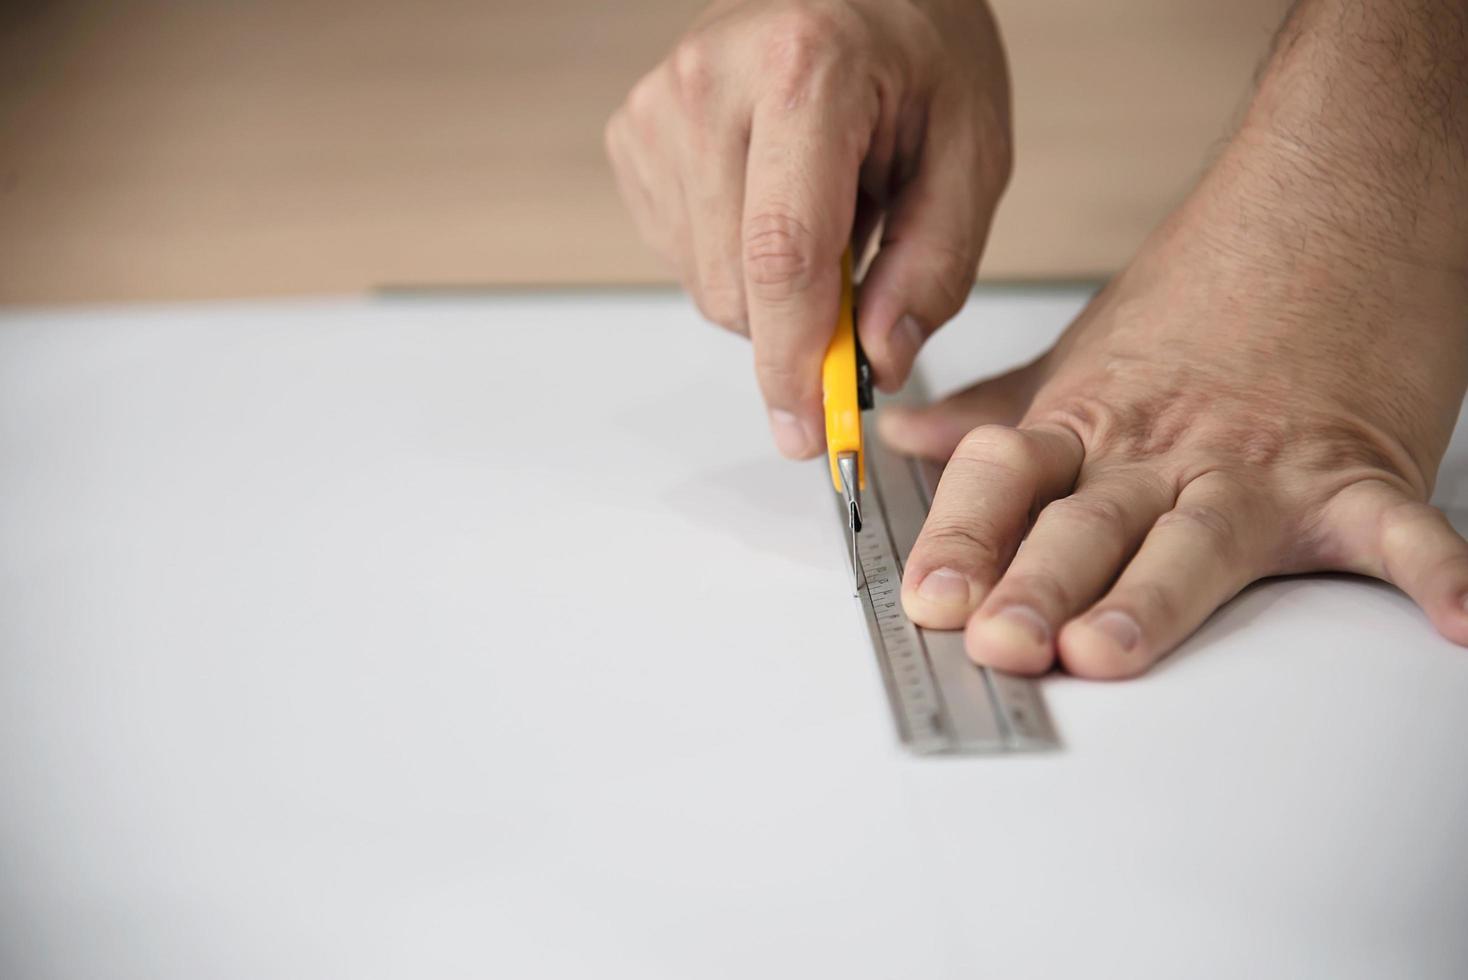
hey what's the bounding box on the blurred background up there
[1,0,1291,305]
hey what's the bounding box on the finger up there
[876,364,1037,461]
[1058,473,1274,680]
[1326,480,1468,645]
[964,469,1175,675]
[902,425,1083,629]
[849,94,905,265]
[856,92,1008,391]
[603,110,664,255]
[605,84,694,281]
[669,46,750,335]
[742,75,869,459]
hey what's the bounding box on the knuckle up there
[761,7,840,77]
[920,240,979,317]
[625,74,664,127]
[953,424,1035,476]
[695,281,747,334]
[756,6,862,108]
[1124,581,1179,627]
[996,572,1075,614]
[1030,395,1119,450]
[918,517,1007,571]
[669,38,716,104]
[1155,502,1238,552]
[1044,493,1129,533]
[743,210,815,290]
[1375,498,1450,575]
[1370,496,1444,585]
[1377,498,1429,546]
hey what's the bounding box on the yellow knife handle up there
[822,249,864,492]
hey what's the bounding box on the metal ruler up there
[837,391,1059,755]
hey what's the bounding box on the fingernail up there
[978,605,1051,649]
[1090,610,1140,653]
[768,409,811,459]
[887,314,925,368]
[917,567,972,605]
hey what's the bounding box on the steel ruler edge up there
[837,384,1060,756]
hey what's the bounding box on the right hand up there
[605,0,1013,458]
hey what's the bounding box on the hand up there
[604,0,1011,458]
[881,133,1468,679]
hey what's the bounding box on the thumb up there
[877,365,1034,461]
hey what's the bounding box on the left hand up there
[882,131,1468,680]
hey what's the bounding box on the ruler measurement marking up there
[837,397,1060,755]
[901,454,1022,749]
[854,453,956,749]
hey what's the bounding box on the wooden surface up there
[0,0,1290,304]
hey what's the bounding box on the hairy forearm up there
[1236,0,1468,269]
